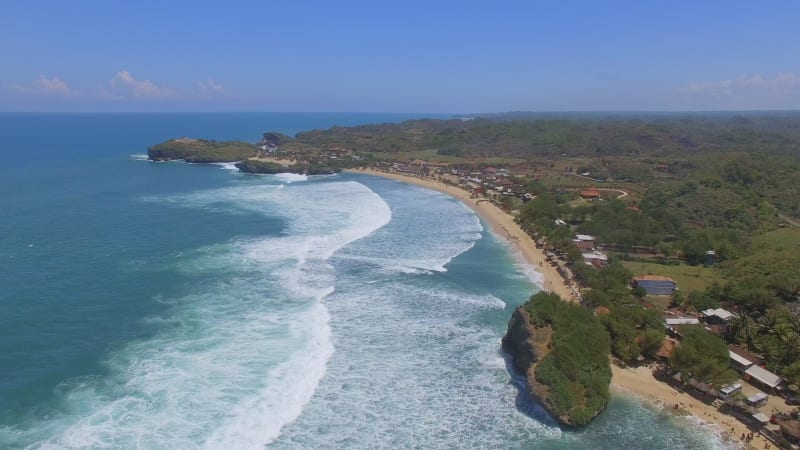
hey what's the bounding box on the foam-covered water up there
[1,174,393,448]
[0,113,735,449]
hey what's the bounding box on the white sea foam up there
[129,154,148,160]
[25,178,391,449]
[213,162,239,170]
[336,184,483,274]
[274,172,308,183]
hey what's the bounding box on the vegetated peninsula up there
[148,137,260,163]
[503,292,611,427]
[147,133,340,175]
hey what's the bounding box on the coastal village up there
[284,145,800,448]
[150,130,800,449]
[373,160,800,449]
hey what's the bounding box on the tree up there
[729,315,759,349]
[638,328,665,357]
[670,290,684,308]
[671,327,736,385]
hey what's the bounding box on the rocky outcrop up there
[502,303,608,427]
[503,307,568,424]
[234,159,339,175]
[502,307,542,376]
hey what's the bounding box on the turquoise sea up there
[0,113,734,449]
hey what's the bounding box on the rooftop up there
[702,308,737,321]
[665,317,700,325]
[745,365,783,388]
[728,350,754,368]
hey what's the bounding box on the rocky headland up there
[502,292,611,427]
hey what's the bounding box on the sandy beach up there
[612,364,768,449]
[348,168,576,301]
[350,167,768,449]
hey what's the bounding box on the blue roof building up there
[633,275,677,295]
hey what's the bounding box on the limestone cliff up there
[502,296,610,427]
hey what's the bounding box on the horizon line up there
[1,109,800,115]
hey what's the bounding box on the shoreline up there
[347,168,766,449]
[346,168,576,301]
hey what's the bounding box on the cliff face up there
[502,308,541,375]
[503,305,605,427]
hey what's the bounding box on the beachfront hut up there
[752,413,770,427]
[744,365,784,392]
[720,383,743,398]
[632,275,677,295]
[746,392,768,407]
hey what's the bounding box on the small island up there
[503,291,611,427]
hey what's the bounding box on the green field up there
[622,261,726,294]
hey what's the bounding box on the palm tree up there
[729,315,759,349]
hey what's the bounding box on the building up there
[633,275,677,295]
[580,188,600,199]
[702,308,737,324]
[582,251,608,266]
[665,317,700,326]
[720,383,743,398]
[665,317,700,337]
[574,234,596,251]
[729,350,755,373]
[744,365,784,392]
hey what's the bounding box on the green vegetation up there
[523,292,611,426]
[235,159,340,175]
[671,327,737,385]
[234,160,287,174]
[577,262,667,365]
[148,138,258,163]
[621,261,725,293]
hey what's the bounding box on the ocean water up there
[0,113,735,449]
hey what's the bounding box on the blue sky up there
[2,1,799,112]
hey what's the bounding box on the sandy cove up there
[348,168,764,449]
[612,365,767,449]
[347,168,576,301]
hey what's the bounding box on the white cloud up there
[679,72,800,98]
[14,76,74,95]
[110,70,175,99]
[197,78,224,95]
